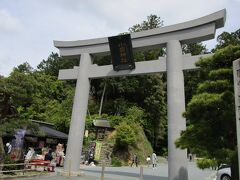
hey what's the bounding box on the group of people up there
[24,143,65,168]
[147,152,157,168]
[131,152,157,168]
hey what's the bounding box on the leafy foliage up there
[197,158,218,170]
[182,43,208,55]
[37,52,79,77]
[111,156,122,167]
[128,14,163,32]
[176,45,240,175]
[213,28,240,51]
[115,121,136,148]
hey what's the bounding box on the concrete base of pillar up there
[57,169,85,177]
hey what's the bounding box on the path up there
[16,162,216,180]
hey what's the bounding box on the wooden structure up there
[93,119,113,141]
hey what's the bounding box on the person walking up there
[131,154,138,167]
[189,153,192,161]
[151,152,157,168]
[146,155,151,167]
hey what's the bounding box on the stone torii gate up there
[54,9,226,180]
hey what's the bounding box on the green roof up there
[93,119,111,128]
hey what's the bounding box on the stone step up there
[95,142,113,167]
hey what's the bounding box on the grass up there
[0,170,51,179]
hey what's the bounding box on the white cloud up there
[0,9,23,33]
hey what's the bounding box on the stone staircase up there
[97,142,114,166]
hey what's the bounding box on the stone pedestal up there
[58,170,85,177]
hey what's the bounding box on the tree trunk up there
[231,150,239,180]
[99,81,106,116]
[0,136,5,172]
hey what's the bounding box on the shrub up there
[115,122,136,148]
[111,156,122,167]
[2,155,18,174]
[197,158,218,170]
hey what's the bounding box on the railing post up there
[139,166,143,180]
[68,159,71,179]
[101,160,105,180]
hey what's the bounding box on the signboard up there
[25,136,38,143]
[94,142,102,161]
[46,138,58,144]
[85,130,89,138]
[108,34,135,71]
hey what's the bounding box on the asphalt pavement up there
[14,162,217,180]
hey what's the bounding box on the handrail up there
[0,161,55,174]
[0,162,50,167]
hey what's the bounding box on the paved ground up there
[14,162,217,180]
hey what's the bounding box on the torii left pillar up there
[64,53,91,172]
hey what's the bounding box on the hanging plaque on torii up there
[108,34,135,71]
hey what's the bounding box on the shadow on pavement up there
[83,168,168,180]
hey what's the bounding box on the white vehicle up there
[216,164,231,180]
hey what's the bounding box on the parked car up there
[216,164,231,180]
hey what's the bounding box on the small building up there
[3,120,68,160]
[24,120,68,149]
[92,119,113,141]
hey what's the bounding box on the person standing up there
[5,142,12,154]
[131,154,138,167]
[44,149,53,161]
[24,147,35,163]
[151,152,157,168]
[44,149,54,171]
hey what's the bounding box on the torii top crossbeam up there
[54,9,225,57]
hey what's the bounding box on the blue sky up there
[0,0,240,76]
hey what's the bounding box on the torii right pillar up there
[167,40,188,180]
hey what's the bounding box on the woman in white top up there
[151,152,157,168]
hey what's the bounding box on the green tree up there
[43,87,74,133]
[182,43,208,55]
[0,70,36,117]
[213,28,240,51]
[0,72,39,166]
[37,52,79,77]
[115,121,136,148]
[128,14,163,32]
[17,72,69,121]
[176,45,240,179]
[1,66,74,133]
[182,41,209,104]
[14,62,33,73]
